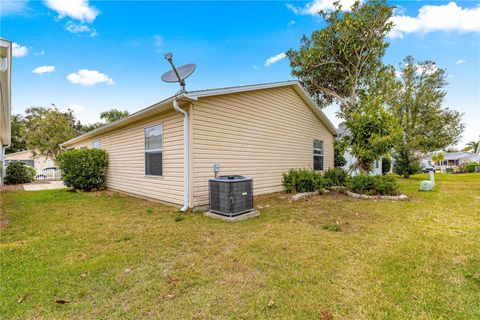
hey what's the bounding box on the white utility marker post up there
[429,170,435,186]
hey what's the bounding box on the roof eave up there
[61,93,194,146]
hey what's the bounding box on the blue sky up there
[1,0,479,147]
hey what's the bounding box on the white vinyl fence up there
[35,168,62,181]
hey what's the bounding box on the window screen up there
[313,140,324,171]
[92,140,100,149]
[145,125,163,176]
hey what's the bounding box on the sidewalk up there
[23,181,66,191]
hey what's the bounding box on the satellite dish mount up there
[161,52,196,93]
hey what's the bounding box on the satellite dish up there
[161,63,196,83]
[161,52,196,92]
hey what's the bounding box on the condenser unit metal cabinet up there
[209,176,253,217]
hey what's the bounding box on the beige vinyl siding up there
[67,110,185,206]
[192,86,334,207]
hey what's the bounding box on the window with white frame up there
[144,124,163,176]
[92,140,101,149]
[313,139,324,171]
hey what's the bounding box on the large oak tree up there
[287,0,399,173]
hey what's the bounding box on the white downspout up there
[173,98,189,212]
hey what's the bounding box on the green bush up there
[25,166,36,181]
[4,161,34,185]
[282,168,336,193]
[465,162,480,173]
[373,175,398,195]
[323,168,349,187]
[348,174,399,195]
[57,148,108,191]
[282,168,322,193]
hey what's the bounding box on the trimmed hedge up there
[57,148,108,191]
[4,161,34,185]
[282,168,399,196]
[323,168,349,187]
[282,168,349,193]
[282,168,324,193]
[347,174,399,196]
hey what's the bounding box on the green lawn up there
[1,174,479,319]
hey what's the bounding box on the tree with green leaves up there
[287,0,399,172]
[5,114,27,154]
[287,0,395,120]
[334,140,347,168]
[23,107,80,158]
[391,56,464,177]
[100,109,129,123]
[345,101,400,173]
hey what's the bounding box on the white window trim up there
[144,124,163,177]
[313,139,324,171]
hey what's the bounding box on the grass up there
[1,173,479,319]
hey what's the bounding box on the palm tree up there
[438,152,445,164]
[466,141,479,153]
[431,153,438,165]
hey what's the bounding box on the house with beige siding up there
[5,150,56,170]
[61,81,337,210]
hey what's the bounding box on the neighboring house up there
[0,38,12,187]
[61,81,338,210]
[337,122,382,176]
[422,151,479,169]
[4,150,56,170]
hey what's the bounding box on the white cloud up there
[390,2,480,39]
[67,69,115,86]
[287,0,358,15]
[34,50,45,56]
[456,59,466,64]
[415,63,438,76]
[288,20,296,26]
[65,21,97,36]
[0,0,28,16]
[32,65,55,74]
[12,43,29,57]
[65,104,85,113]
[265,52,286,67]
[44,0,99,23]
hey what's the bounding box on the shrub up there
[25,166,36,181]
[465,162,480,173]
[373,175,398,195]
[348,174,399,195]
[4,161,34,185]
[282,168,336,193]
[282,168,322,193]
[57,148,108,191]
[323,168,349,187]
